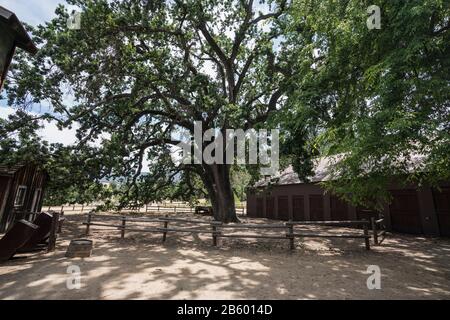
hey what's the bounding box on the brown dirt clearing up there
[1,212,449,299]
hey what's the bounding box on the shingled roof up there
[0,6,38,54]
[255,153,427,187]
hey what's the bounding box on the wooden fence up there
[84,213,385,251]
[45,204,246,215]
[371,217,387,245]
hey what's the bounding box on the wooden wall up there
[0,165,48,232]
[247,182,450,237]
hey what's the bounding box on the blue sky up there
[0,0,66,26]
[0,1,81,145]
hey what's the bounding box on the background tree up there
[285,0,449,208]
[4,0,301,222]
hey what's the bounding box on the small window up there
[14,186,27,207]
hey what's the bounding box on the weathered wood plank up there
[218,223,286,229]
[219,234,288,239]
[286,220,370,226]
[292,233,369,239]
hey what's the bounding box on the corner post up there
[287,220,295,251]
[47,212,60,252]
[371,217,378,245]
[85,212,92,236]
[162,215,168,242]
[363,220,370,250]
[121,216,126,239]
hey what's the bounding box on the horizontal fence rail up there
[44,204,246,215]
[83,212,385,251]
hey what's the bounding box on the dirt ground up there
[1,212,450,300]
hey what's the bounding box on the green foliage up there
[3,0,299,216]
[287,0,449,209]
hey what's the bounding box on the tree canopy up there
[2,0,448,215]
[284,0,449,208]
[3,0,302,221]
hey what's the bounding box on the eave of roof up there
[0,6,38,55]
[0,164,25,176]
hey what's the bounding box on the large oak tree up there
[4,0,300,222]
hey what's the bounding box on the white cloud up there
[0,106,151,171]
[0,106,78,145]
[0,0,65,26]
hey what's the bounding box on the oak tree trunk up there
[202,164,238,223]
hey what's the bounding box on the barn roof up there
[0,6,38,54]
[0,164,25,177]
[254,157,336,187]
[255,153,427,187]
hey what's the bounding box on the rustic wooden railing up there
[83,213,376,250]
[45,204,246,215]
[285,220,372,250]
[370,217,387,245]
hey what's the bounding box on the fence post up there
[162,215,168,242]
[371,217,378,245]
[58,211,64,233]
[363,221,370,250]
[212,223,218,246]
[174,206,177,214]
[287,221,295,251]
[86,212,92,236]
[121,216,126,239]
[47,212,60,252]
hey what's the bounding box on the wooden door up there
[292,196,305,221]
[256,197,263,218]
[277,196,289,221]
[266,197,275,219]
[433,188,450,237]
[389,190,422,234]
[309,195,324,221]
[330,195,348,221]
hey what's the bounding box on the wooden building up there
[0,165,49,232]
[0,5,38,89]
[247,158,450,237]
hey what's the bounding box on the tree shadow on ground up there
[1,213,449,299]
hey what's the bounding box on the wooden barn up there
[0,5,38,89]
[0,164,49,232]
[247,157,450,237]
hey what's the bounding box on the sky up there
[0,0,79,145]
[0,0,69,26]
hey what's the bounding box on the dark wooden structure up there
[0,165,49,232]
[0,5,38,89]
[0,219,38,262]
[247,165,450,237]
[195,206,213,216]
